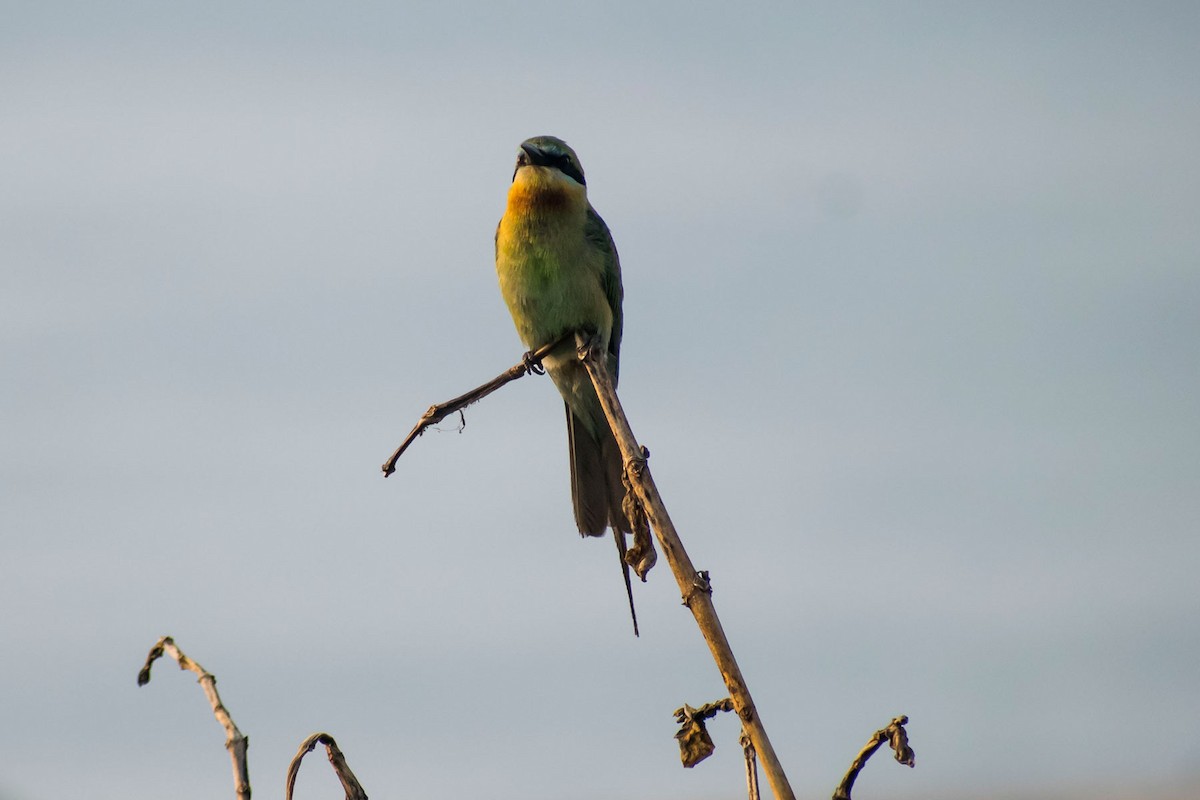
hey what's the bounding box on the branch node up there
[682,570,713,607]
[623,446,649,475]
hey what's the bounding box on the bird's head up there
[512,136,587,187]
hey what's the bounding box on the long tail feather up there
[566,402,639,635]
[614,528,639,637]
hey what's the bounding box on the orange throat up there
[505,182,577,215]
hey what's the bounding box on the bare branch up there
[381,334,569,476]
[576,333,796,800]
[286,733,368,800]
[832,715,915,800]
[137,635,252,800]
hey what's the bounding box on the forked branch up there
[137,635,251,800]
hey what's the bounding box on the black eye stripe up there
[556,158,586,186]
[513,145,586,186]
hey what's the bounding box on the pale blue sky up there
[3,3,1199,799]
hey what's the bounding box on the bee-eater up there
[495,136,637,629]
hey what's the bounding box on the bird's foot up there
[574,329,604,364]
[522,349,546,375]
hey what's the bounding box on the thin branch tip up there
[136,635,172,686]
[380,335,569,476]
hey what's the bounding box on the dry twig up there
[741,729,761,800]
[576,333,797,800]
[832,715,915,800]
[381,334,569,476]
[286,732,369,800]
[137,635,252,800]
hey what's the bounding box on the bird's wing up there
[585,206,623,382]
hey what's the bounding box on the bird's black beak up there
[514,143,549,182]
[519,142,552,167]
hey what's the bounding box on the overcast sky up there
[3,3,1199,800]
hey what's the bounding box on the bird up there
[495,135,638,633]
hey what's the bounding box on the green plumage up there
[495,136,629,537]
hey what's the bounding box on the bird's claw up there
[522,350,546,375]
[575,330,604,363]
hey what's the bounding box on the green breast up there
[497,217,613,351]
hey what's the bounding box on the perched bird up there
[495,135,637,630]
